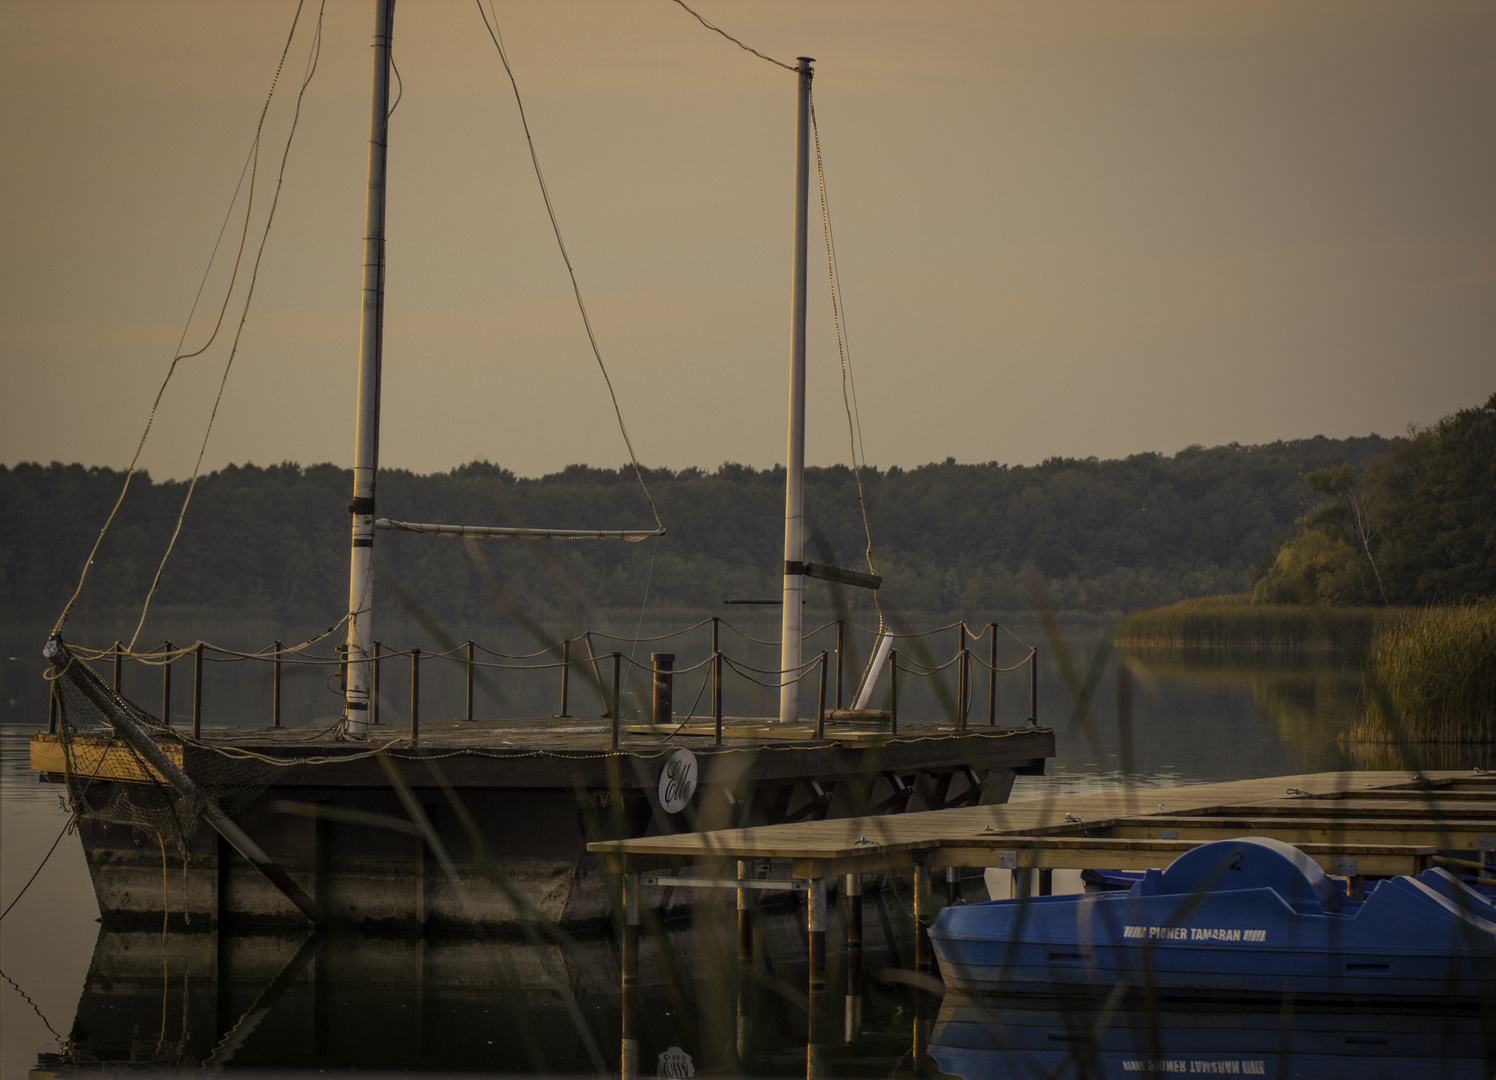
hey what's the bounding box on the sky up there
[1,0,1492,482]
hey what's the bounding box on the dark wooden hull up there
[35,721,1054,929]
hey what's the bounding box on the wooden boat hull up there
[36,722,1054,930]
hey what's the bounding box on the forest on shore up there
[2,433,1400,628]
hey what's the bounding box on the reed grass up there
[1116,596,1407,651]
[1353,600,1496,744]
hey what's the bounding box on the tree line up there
[1253,393,1496,607]
[1,432,1402,627]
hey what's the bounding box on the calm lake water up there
[1,613,1483,1076]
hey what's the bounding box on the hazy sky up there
[2,1,1491,481]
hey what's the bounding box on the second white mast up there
[778,57,814,725]
[343,0,394,741]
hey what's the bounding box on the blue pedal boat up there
[930,836,1496,999]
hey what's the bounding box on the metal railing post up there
[957,625,968,732]
[834,619,845,710]
[611,652,622,751]
[714,649,724,746]
[48,680,58,734]
[816,650,828,738]
[1029,647,1038,725]
[161,640,173,727]
[411,648,421,740]
[652,653,675,727]
[889,651,899,735]
[272,640,282,729]
[112,640,123,695]
[987,623,997,727]
[559,638,571,718]
[372,641,382,725]
[192,643,204,739]
[465,640,475,722]
[710,617,720,724]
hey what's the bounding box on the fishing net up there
[44,637,280,854]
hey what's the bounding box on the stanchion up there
[611,652,622,751]
[372,641,382,725]
[987,622,998,726]
[161,640,173,727]
[410,648,421,740]
[465,640,475,721]
[192,643,204,739]
[271,640,282,729]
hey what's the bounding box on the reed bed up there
[1353,600,1496,744]
[1116,596,1406,651]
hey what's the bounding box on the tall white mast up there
[778,57,814,725]
[344,0,394,740]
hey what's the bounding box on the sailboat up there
[32,2,1053,931]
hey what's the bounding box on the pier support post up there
[736,884,752,1064]
[621,982,639,1080]
[622,869,641,985]
[808,873,827,987]
[737,860,753,964]
[913,864,931,970]
[946,866,960,906]
[808,974,829,1080]
[1013,866,1033,899]
[845,872,862,947]
[844,910,863,1045]
[1038,868,1053,896]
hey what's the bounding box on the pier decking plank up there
[589,771,1489,879]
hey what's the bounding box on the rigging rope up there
[475,1,664,535]
[666,0,798,72]
[51,0,318,641]
[129,2,329,653]
[809,87,887,673]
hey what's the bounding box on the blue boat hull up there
[931,837,1496,1000]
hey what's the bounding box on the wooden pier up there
[589,770,1496,984]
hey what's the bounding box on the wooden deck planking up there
[589,771,1491,878]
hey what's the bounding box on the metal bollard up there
[651,653,674,727]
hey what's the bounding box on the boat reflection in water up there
[36,887,1496,1076]
[930,993,1496,1080]
[33,891,937,1076]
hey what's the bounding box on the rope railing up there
[55,614,1041,741]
